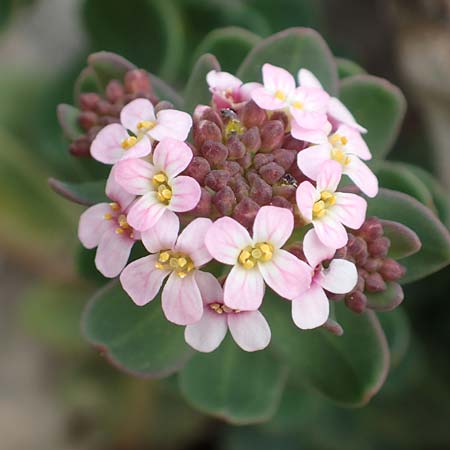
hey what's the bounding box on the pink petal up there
[291,282,329,329]
[228,310,271,352]
[303,228,335,269]
[332,192,367,229]
[223,265,265,310]
[291,121,330,144]
[127,192,168,231]
[290,87,329,130]
[162,272,203,325]
[150,110,193,142]
[207,70,242,90]
[336,124,371,160]
[251,86,287,110]
[316,160,342,193]
[195,270,224,305]
[141,208,179,253]
[329,98,367,134]
[262,63,296,96]
[120,98,155,134]
[296,181,319,223]
[205,217,252,265]
[169,175,201,213]
[106,166,135,210]
[152,138,193,178]
[175,218,212,267]
[297,68,323,89]
[185,307,228,352]
[78,203,110,249]
[258,249,312,300]
[95,225,135,278]
[297,143,332,180]
[345,157,379,198]
[313,215,348,249]
[114,159,155,195]
[252,205,294,249]
[320,259,357,294]
[239,82,261,101]
[90,124,129,164]
[120,254,169,306]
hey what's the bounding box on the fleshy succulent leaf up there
[381,219,422,260]
[74,66,102,101]
[48,178,107,206]
[149,74,183,109]
[336,57,366,79]
[366,282,404,312]
[88,51,136,89]
[57,104,83,140]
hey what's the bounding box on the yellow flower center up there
[312,191,336,220]
[155,250,195,278]
[137,120,157,132]
[291,100,303,110]
[103,203,134,238]
[238,242,274,269]
[274,90,286,101]
[121,136,138,150]
[209,303,240,314]
[329,134,351,166]
[224,118,246,139]
[152,172,173,204]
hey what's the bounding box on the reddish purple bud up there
[260,120,285,152]
[213,186,236,216]
[233,197,260,229]
[379,258,406,281]
[283,135,307,151]
[272,184,296,200]
[183,156,210,184]
[154,101,174,113]
[270,111,289,131]
[368,237,390,258]
[271,196,293,211]
[220,161,242,177]
[97,116,119,127]
[364,272,387,293]
[105,80,125,103]
[287,241,306,261]
[240,127,261,153]
[205,170,230,192]
[95,99,111,116]
[194,120,222,148]
[347,236,368,264]
[273,148,297,170]
[253,153,274,170]
[259,162,285,185]
[188,188,212,217]
[345,291,367,313]
[360,217,383,240]
[78,111,98,131]
[229,175,250,202]
[69,136,91,157]
[201,140,228,166]
[250,176,272,205]
[364,257,382,273]
[237,152,252,170]
[198,107,223,130]
[124,69,152,95]
[79,93,100,111]
[227,135,246,160]
[239,100,267,128]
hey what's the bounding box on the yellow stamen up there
[109,202,120,211]
[121,136,138,150]
[104,213,112,220]
[292,100,303,109]
[209,303,239,315]
[238,242,274,269]
[153,173,168,184]
[137,120,156,131]
[155,250,195,278]
[153,172,173,205]
[313,191,336,220]
[274,90,286,101]
[115,228,124,234]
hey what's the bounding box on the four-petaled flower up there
[120,213,212,325]
[296,160,367,249]
[185,272,271,352]
[205,206,312,311]
[291,229,357,329]
[114,137,201,232]
[78,167,139,277]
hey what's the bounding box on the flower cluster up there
[77,62,398,353]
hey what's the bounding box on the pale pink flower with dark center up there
[114,138,201,232]
[291,229,357,329]
[185,272,271,352]
[296,160,367,249]
[120,213,212,325]
[205,206,312,311]
[78,167,138,277]
[297,124,378,197]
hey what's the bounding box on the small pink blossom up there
[297,124,378,197]
[251,63,329,130]
[91,98,192,164]
[291,229,357,329]
[78,167,138,277]
[206,70,259,109]
[114,138,201,232]
[296,160,367,249]
[298,68,367,133]
[185,272,271,352]
[120,213,213,325]
[205,206,312,311]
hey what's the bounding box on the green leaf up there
[237,27,338,95]
[193,27,261,74]
[183,54,220,113]
[149,74,183,109]
[57,104,83,140]
[88,52,136,89]
[74,67,102,101]
[339,75,406,159]
[48,178,107,206]
[381,219,421,260]
[179,338,287,424]
[367,188,450,283]
[83,281,193,378]
[265,299,389,406]
[366,282,404,312]
[336,57,366,79]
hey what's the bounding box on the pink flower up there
[251,63,329,130]
[296,160,367,249]
[90,98,192,164]
[120,213,213,325]
[297,124,378,197]
[185,272,271,352]
[298,68,367,133]
[205,206,312,311]
[114,138,201,232]
[78,167,138,278]
[206,70,259,109]
[291,229,357,329]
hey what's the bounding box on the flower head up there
[115,138,201,231]
[185,272,271,352]
[205,206,312,310]
[296,160,367,249]
[120,213,212,325]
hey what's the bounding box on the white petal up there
[320,259,357,294]
[175,218,212,267]
[141,209,179,253]
[252,205,294,249]
[228,311,271,352]
[303,228,335,269]
[291,282,329,329]
[195,270,224,305]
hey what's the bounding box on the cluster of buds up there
[73,61,404,354]
[70,69,159,157]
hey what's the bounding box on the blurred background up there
[1,0,450,449]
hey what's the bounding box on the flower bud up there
[69,136,91,157]
[220,161,242,177]
[199,107,223,130]
[105,80,125,103]
[250,176,272,205]
[227,135,246,160]
[194,120,222,148]
[271,196,293,211]
[345,291,367,313]
[78,111,98,131]
[363,257,382,273]
[124,69,153,96]
[183,156,210,184]
[95,99,111,116]
[233,197,260,229]
[237,152,252,170]
[273,148,297,170]
[186,188,212,218]
[347,236,368,264]
[239,100,267,128]
[240,127,261,153]
[272,183,296,200]
[260,120,285,152]
[270,111,289,131]
[229,175,250,202]
[201,140,229,166]
[253,153,274,170]
[79,93,100,111]
[283,135,307,151]
[205,170,231,192]
[359,217,383,240]
[154,101,174,113]
[259,162,285,185]
[364,272,386,293]
[368,237,390,258]
[213,186,236,216]
[379,258,406,281]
